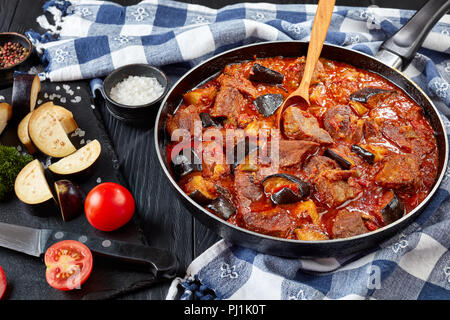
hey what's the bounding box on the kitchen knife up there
[0,222,178,280]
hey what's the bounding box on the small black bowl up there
[0,32,33,88]
[102,64,169,127]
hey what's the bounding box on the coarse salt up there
[109,75,164,106]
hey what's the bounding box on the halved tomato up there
[0,266,6,299]
[44,240,93,291]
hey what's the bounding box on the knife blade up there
[0,222,178,279]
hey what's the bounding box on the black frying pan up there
[155,0,450,258]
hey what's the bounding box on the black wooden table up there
[0,0,428,300]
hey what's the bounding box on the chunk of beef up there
[375,154,420,190]
[166,104,201,137]
[381,121,435,155]
[381,121,415,152]
[282,107,333,144]
[363,119,382,142]
[211,85,245,122]
[217,74,258,99]
[284,57,326,89]
[304,156,338,177]
[240,207,297,238]
[278,140,319,167]
[323,105,363,143]
[332,209,368,239]
[314,169,362,207]
[234,172,264,204]
[260,140,319,168]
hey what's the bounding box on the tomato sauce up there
[166,56,439,240]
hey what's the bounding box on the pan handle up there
[376,0,450,70]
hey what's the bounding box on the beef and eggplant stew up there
[166,56,439,240]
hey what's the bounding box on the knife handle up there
[42,230,178,279]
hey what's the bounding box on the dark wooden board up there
[0,79,169,300]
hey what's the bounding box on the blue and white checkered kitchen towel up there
[29,0,450,300]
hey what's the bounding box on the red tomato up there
[44,240,93,291]
[0,266,7,299]
[85,182,135,232]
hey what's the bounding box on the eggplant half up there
[48,139,101,181]
[253,94,284,117]
[262,173,310,205]
[18,103,78,155]
[54,179,84,222]
[349,87,395,106]
[0,102,12,136]
[248,63,284,85]
[351,145,375,165]
[11,74,41,120]
[323,149,353,170]
[381,192,405,225]
[14,159,57,216]
[171,148,203,181]
[206,196,236,220]
[28,103,77,158]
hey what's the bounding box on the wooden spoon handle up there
[299,0,335,103]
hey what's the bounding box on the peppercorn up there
[0,41,29,69]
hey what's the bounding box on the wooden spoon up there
[276,0,335,128]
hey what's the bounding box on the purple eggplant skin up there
[381,193,405,225]
[228,136,259,173]
[54,180,84,222]
[262,173,311,205]
[11,74,40,121]
[171,148,203,181]
[199,112,223,128]
[323,149,352,170]
[249,64,284,85]
[253,94,284,117]
[207,196,236,220]
[351,145,375,165]
[189,189,215,205]
[349,87,394,104]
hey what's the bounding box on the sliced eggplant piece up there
[262,173,310,205]
[14,159,57,216]
[48,139,101,181]
[199,112,222,128]
[253,94,284,117]
[206,196,236,220]
[18,104,78,155]
[11,74,41,120]
[323,149,353,170]
[54,179,84,222]
[0,102,12,136]
[351,144,375,165]
[17,113,37,154]
[171,148,203,181]
[28,103,76,158]
[228,136,259,172]
[349,87,395,106]
[381,192,405,225]
[249,63,284,85]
